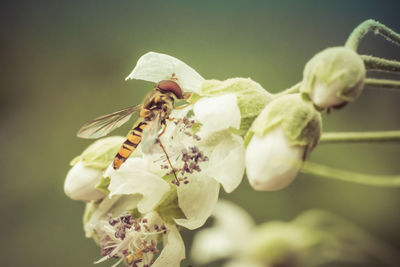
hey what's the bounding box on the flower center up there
[157,116,208,186]
[96,214,167,267]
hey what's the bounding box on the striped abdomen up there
[113,121,148,169]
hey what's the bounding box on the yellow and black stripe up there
[113,121,148,169]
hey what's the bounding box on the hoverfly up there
[77,78,190,174]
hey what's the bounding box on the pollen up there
[126,254,134,264]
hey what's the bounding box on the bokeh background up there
[1,0,400,266]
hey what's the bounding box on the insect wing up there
[77,105,142,139]
[141,115,162,154]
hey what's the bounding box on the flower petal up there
[152,224,185,267]
[212,200,255,233]
[206,134,245,193]
[193,93,241,133]
[311,79,345,108]
[126,52,204,93]
[245,126,304,191]
[174,175,220,230]
[191,228,234,264]
[108,158,171,213]
[64,161,106,202]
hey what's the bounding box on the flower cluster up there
[65,52,253,266]
[64,35,379,265]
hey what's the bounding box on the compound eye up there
[157,80,183,99]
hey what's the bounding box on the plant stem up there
[274,81,302,98]
[345,19,400,51]
[365,78,400,90]
[320,131,400,144]
[362,55,400,73]
[301,161,400,187]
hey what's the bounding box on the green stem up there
[345,19,400,51]
[274,81,302,98]
[320,131,400,144]
[362,55,400,73]
[301,161,400,187]
[365,78,400,90]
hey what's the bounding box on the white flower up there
[245,94,321,191]
[94,211,185,267]
[107,93,245,230]
[191,200,398,267]
[245,126,304,191]
[64,161,106,201]
[301,46,366,109]
[126,51,204,93]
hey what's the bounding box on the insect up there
[77,78,189,173]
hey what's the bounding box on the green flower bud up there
[192,78,273,136]
[301,46,366,109]
[246,222,315,266]
[246,94,321,156]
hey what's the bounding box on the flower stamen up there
[96,213,167,267]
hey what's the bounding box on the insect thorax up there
[141,89,176,123]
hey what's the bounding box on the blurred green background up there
[1,0,400,266]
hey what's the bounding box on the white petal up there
[311,79,344,108]
[103,163,115,178]
[64,161,106,202]
[245,127,304,191]
[191,228,234,264]
[108,158,171,213]
[193,94,241,133]
[206,134,245,193]
[126,52,204,93]
[174,175,220,230]
[152,224,185,267]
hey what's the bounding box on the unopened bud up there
[301,47,366,109]
[245,94,321,191]
[65,136,125,201]
[64,161,106,201]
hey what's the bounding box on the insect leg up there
[158,123,167,138]
[183,92,192,100]
[167,117,185,123]
[174,103,192,110]
[157,138,180,185]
